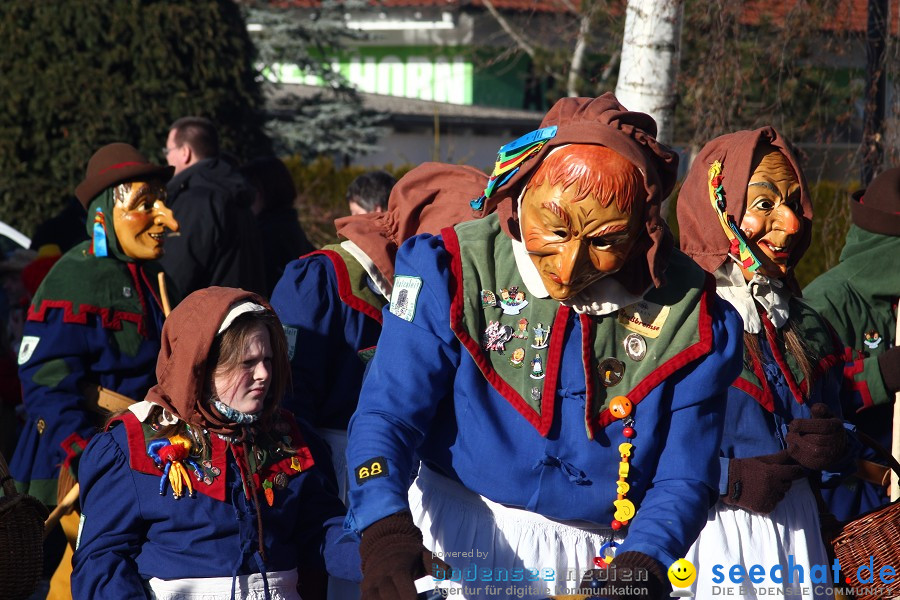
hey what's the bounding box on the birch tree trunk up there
[614,0,684,145]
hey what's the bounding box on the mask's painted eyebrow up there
[747,181,782,200]
[541,201,570,226]
[595,223,630,236]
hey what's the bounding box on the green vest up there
[319,244,387,324]
[734,299,843,411]
[445,215,716,439]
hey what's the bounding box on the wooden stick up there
[44,483,80,538]
[891,308,900,502]
[157,271,172,318]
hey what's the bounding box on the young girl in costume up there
[676,128,854,600]
[71,286,359,600]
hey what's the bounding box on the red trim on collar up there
[251,412,316,490]
[734,351,776,412]
[316,249,383,325]
[762,314,804,404]
[444,225,562,437]
[28,299,148,337]
[110,409,315,502]
[593,273,717,430]
[110,411,228,502]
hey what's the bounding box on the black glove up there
[359,511,449,600]
[786,403,847,470]
[722,450,805,514]
[579,551,669,599]
[877,346,900,394]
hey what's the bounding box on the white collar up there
[129,400,179,425]
[341,240,391,301]
[714,260,791,333]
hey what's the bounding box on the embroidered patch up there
[354,456,389,485]
[389,276,422,322]
[18,335,39,365]
[617,301,670,339]
[282,325,298,360]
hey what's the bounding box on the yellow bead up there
[613,499,635,521]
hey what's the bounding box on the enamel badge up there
[623,333,647,361]
[481,290,497,308]
[498,286,529,315]
[530,354,546,379]
[509,347,526,368]
[598,358,625,387]
[864,330,883,349]
[483,321,514,352]
[531,323,550,349]
[514,318,529,339]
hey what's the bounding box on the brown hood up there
[334,162,489,289]
[145,286,273,437]
[676,127,812,293]
[476,93,679,293]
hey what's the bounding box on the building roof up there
[741,0,898,34]
[266,0,898,31]
[268,0,581,14]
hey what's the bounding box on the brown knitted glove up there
[722,450,805,514]
[579,551,670,599]
[786,404,847,470]
[359,511,449,600]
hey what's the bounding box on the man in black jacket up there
[159,116,265,299]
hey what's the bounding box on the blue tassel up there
[92,207,108,257]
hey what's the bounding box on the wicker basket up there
[0,450,48,600]
[831,433,900,599]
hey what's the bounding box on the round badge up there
[623,333,647,361]
[274,472,289,490]
[597,357,625,387]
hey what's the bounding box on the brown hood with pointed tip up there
[479,93,679,294]
[145,286,275,437]
[676,127,812,294]
[334,162,489,291]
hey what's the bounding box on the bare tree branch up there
[481,0,567,83]
[480,0,536,59]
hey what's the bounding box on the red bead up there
[593,557,606,568]
[623,426,635,439]
[611,520,622,530]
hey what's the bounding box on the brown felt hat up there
[75,143,174,208]
[851,167,900,236]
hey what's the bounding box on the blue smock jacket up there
[271,249,384,429]
[346,228,744,569]
[71,410,360,599]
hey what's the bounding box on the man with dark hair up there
[164,116,219,171]
[346,170,396,215]
[159,116,265,297]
